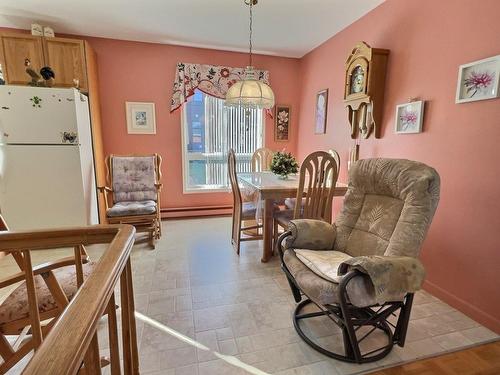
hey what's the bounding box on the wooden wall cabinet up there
[43,37,88,92]
[0,34,88,92]
[0,34,45,85]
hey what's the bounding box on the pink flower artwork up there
[400,110,418,130]
[464,70,494,97]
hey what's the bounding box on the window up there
[182,90,264,192]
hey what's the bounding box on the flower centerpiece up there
[270,151,299,179]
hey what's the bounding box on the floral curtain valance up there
[170,62,270,112]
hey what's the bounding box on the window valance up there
[170,62,270,112]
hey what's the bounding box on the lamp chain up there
[249,0,253,67]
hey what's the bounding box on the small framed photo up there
[395,100,424,134]
[275,105,291,142]
[126,102,156,134]
[314,89,328,134]
[456,55,500,103]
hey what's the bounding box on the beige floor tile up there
[218,338,239,355]
[216,327,234,341]
[461,326,499,343]
[159,346,198,370]
[195,330,219,362]
[433,331,474,350]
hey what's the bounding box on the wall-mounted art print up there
[395,100,424,134]
[456,55,500,103]
[314,89,328,134]
[126,102,156,134]
[275,105,291,142]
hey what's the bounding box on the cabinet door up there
[42,37,88,92]
[0,34,45,85]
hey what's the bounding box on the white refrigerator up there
[0,86,98,231]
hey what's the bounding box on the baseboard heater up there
[161,205,232,219]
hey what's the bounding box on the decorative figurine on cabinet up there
[344,41,389,139]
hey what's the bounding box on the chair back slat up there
[294,151,339,222]
[228,149,242,208]
[251,148,274,172]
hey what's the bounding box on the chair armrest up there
[0,255,90,288]
[97,186,113,209]
[97,186,113,193]
[283,219,336,251]
[338,255,425,305]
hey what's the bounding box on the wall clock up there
[344,41,389,139]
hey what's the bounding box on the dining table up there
[238,171,348,263]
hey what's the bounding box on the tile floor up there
[1,217,498,374]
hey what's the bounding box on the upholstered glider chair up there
[99,154,162,248]
[228,149,264,254]
[0,215,95,373]
[277,158,440,363]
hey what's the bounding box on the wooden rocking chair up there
[0,215,99,373]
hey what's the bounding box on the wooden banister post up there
[22,250,43,349]
[125,259,139,374]
[107,294,121,375]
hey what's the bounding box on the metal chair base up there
[293,299,396,363]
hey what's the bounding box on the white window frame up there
[181,93,264,194]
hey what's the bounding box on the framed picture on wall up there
[455,55,500,103]
[394,100,424,134]
[126,102,156,134]
[274,105,291,142]
[314,89,328,134]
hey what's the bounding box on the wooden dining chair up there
[0,214,97,374]
[284,149,340,210]
[228,149,264,254]
[251,147,274,172]
[274,150,339,243]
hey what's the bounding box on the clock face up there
[350,65,365,94]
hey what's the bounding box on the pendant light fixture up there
[225,0,275,109]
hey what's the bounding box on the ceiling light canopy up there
[225,0,275,109]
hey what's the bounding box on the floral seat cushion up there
[284,197,306,210]
[0,262,95,328]
[106,200,157,217]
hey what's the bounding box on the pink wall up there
[83,37,300,210]
[296,0,500,332]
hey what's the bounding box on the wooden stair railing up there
[0,224,138,375]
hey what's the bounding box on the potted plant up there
[270,151,299,179]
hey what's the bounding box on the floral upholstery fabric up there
[284,197,306,210]
[282,158,440,306]
[107,200,157,217]
[335,158,440,258]
[0,262,95,328]
[338,256,425,305]
[284,219,336,251]
[241,202,258,220]
[112,156,157,203]
[170,63,270,112]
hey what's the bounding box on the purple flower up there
[400,110,417,125]
[464,70,494,97]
